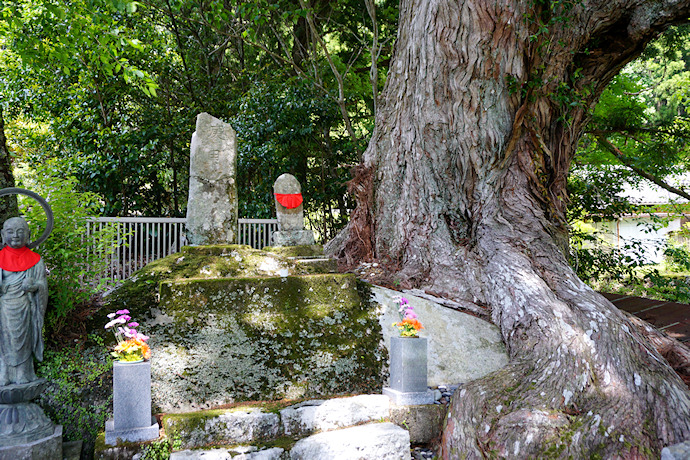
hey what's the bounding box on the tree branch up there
[596,135,690,202]
[297,0,359,147]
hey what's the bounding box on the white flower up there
[105,317,126,329]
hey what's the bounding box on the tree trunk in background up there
[327,0,690,456]
[0,107,18,223]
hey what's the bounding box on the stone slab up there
[93,432,144,460]
[105,417,159,445]
[163,408,280,448]
[290,422,411,460]
[280,395,390,436]
[383,387,434,405]
[152,274,384,412]
[372,286,508,386]
[0,425,62,460]
[171,447,284,460]
[389,404,446,444]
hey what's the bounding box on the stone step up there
[171,446,285,459]
[160,394,445,460]
[290,422,411,460]
[280,395,390,437]
[164,408,280,449]
[163,395,396,448]
[172,422,411,460]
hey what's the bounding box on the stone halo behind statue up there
[0,187,54,249]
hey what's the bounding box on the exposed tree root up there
[324,164,375,270]
[627,313,690,389]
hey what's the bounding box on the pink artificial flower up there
[116,309,130,315]
[128,322,139,328]
[405,310,418,319]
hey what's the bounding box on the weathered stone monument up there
[0,189,62,459]
[186,112,238,245]
[272,173,315,247]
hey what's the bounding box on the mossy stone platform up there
[104,245,386,413]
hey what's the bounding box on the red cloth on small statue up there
[0,246,41,272]
[275,193,303,209]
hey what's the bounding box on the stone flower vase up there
[383,336,434,405]
[105,360,159,445]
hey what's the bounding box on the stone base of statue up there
[0,425,62,460]
[105,361,159,445]
[272,230,315,247]
[383,337,434,405]
[0,379,63,460]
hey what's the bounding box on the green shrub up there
[663,242,690,272]
[141,436,182,460]
[17,163,118,339]
[36,335,113,444]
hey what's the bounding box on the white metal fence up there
[87,217,278,280]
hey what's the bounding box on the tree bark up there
[327,0,690,456]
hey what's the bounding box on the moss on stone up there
[263,245,324,258]
[102,245,385,413]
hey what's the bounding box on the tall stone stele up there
[0,217,62,459]
[186,112,238,245]
[272,174,315,247]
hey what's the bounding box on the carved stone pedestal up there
[383,337,434,405]
[105,361,159,445]
[0,379,63,460]
[272,230,315,247]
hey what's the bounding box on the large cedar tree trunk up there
[327,0,690,457]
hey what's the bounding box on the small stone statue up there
[272,173,315,247]
[0,217,48,386]
[0,189,60,457]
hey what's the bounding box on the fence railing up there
[87,217,278,280]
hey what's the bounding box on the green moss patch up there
[102,245,386,413]
[263,245,324,258]
[151,274,384,412]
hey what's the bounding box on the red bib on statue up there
[275,193,303,209]
[0,246,41,272]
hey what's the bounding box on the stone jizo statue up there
[0,216,48,386]
[272,173,315,247]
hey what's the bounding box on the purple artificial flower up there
[116,309,130,315]
[128,322,139,328]
[400,297,408,305]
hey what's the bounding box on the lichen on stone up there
[102,245,386,413]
